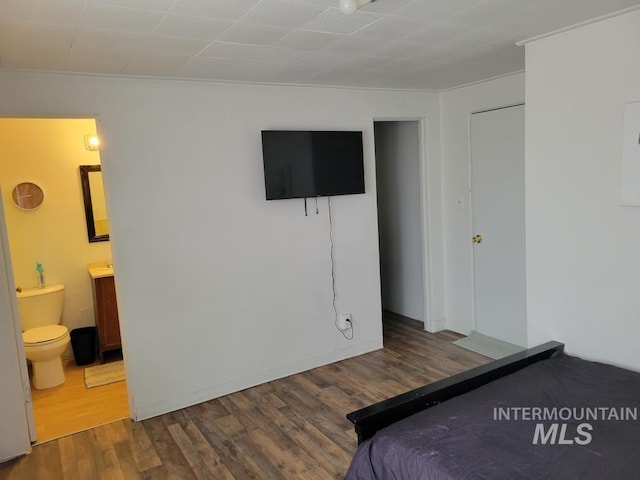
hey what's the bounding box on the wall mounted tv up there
[261,130,365,200]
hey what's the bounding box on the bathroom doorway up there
[0,117,128,444]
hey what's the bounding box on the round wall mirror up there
[12,182,44,210]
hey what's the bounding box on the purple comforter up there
[346,354,640,480]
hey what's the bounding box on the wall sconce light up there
[339,0,375,15]
[84,135,100,151]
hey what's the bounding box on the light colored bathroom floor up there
[30,355,129,444]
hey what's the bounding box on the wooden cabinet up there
[92,275,121,362]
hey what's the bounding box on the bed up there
[345,341,640,479]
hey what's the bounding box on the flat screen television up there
[261,130,365,200]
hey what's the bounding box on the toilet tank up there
[17,284,65,331]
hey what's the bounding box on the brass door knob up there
[472,234,483,244]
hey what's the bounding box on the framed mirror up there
[12,182,44,210]
[80,165,109,243]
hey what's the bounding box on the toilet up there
[17,284,69,389]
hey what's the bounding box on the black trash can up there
[70,326,96,366]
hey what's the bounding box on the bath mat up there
[84,360,125,389]
[453,331,525,359]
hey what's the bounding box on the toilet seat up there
[23,325,69,346]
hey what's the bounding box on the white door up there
[470,105,526,347]
[0,190,35,461]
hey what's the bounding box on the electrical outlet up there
[338,313,352,330]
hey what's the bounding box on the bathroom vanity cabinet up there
[89,268,121,362]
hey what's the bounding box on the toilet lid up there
[23,325,68,344]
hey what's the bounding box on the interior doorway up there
[374,120,426,327]
[469,104,527,347]
[0,117,128,444]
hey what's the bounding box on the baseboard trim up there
[426,317,446,333]
[134,337,383,421]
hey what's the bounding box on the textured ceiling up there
[0,0,639,90]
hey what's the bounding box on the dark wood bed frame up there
[346,340,565,444]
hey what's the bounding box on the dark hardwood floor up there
[0,315,489,479]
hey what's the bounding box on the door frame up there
[373,117,443,332]
[467,103,525,334]
[0,115,135,440]
[0,188,36,446]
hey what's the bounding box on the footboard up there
[346,340,565,444]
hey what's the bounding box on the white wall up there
[525,10,640,370]
[0,71,442,419]
[0,119,112,350]
[374,121,424,321]
[440,73,525,335]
